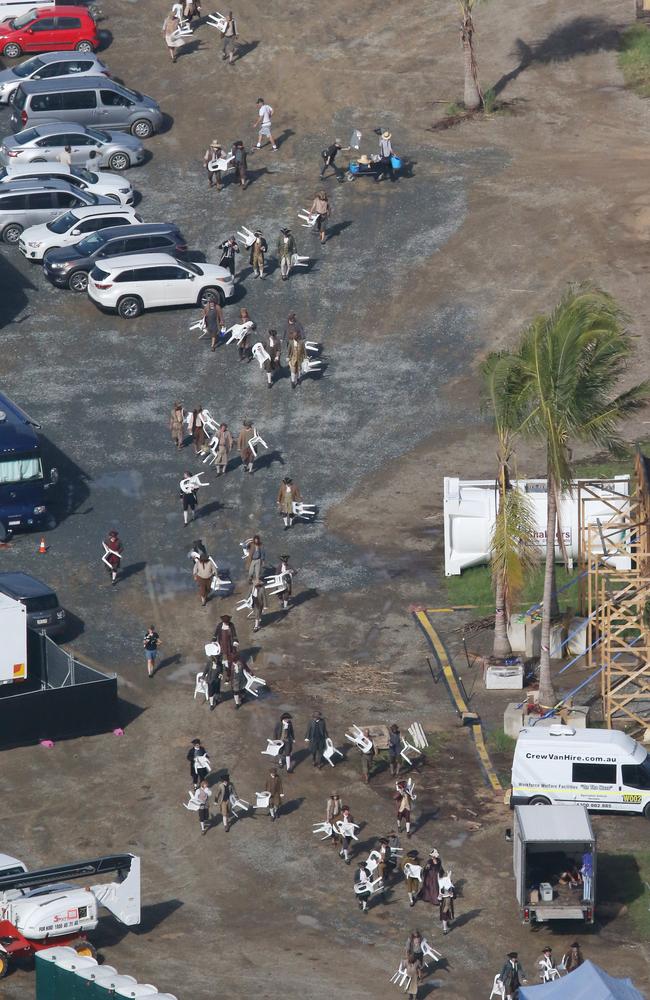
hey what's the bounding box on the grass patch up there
[619,24,650,98]
[445,102,464,117]
[487,730,516,755]
[420,732,450,759]
[445,564,578,612]
[599,851,650,936]
[482,87,497,114]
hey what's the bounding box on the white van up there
[511,725,650,817]
[0,0,54,23]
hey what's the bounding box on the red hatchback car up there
[0,6,99,58]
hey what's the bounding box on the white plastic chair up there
[364,850,381,875]
[180,472,209,494]
[255,791,271,809]
[252,342,271,369]
[247,430,268,458]
[290,253,309,268]
[300,357,322,375]
[262,739,283,757]
[539,958,560,983]
[305,340,321,355]
[194,672,209,702]
[172,21,192,38]
[204,642,221,657]
[225,321,254,346]
[244,669,266,697]
[183,790,201,812]
[200,409,219,437]
[400,738,422,765]
[408,722,428,749]
[389,962,411,990]
[206,10,227,30]
[292,501,316,521]
[235,592,254,614]
[189,317,206,335]
[236,225,256,248]
[229,794,250,815]
[208,153,234,172]
[403,863,423,882]
[195,753,211,774]
[420,940,441,966]
[334,819,359,841]
[489,975,506,1000]
[312,821,333,840]
[298,209,318,228]
[323,737,343,766]
[345,725,373,753]
[264,573,289,596]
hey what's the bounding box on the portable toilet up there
[35,947,78,1000]
[114,985,159,997]
[56,953,97,999]
[93,974,138,999]
[75,965,118,1000]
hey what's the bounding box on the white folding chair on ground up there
[183,790,201,812]
[298,209,319,228]
[244,669,267,697]
[262,739,283,758]
[408,722,428,750]
[323,737,343,766]
[229,794,250,815]
[247,430,268,458]
[345,725,373,753]
[400,738,421,765]
[312,821,333,840]
[206,10,228,30]
[194,672,209,702]
[255,791,271,810]
[226,320,254,346]
[389,962,411,990]
[334,819,359,841]
[190,317,206,335]
[300,357,322,375]
[252,342,271,369]
[489,975,506,1000]
[420,940,442,966]
[305,341,321,355]
[292,501,316,521]
[290,254,309,268]
[236,225,256,248]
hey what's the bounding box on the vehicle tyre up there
[42,247,59,259]
[68,270,88,292]
[198,286,224,307]
[528,796,551,806]
[108,151,129,171]
[131,119,153,139]
[3,222,22,244]
[3,42,21,58]
[0,522,7,544]
[105,193,120,203]
[0,951,9,978]
[644,802,650,819]
[117,295,143,319]
[71,940,97,960]
[30,157,46,162]
[75,40,94,51]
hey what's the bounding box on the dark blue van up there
[0,393,57,541]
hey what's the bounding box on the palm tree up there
[513,285,650,705]
[458,0,484,110]
[482,353,538,659]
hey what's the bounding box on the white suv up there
[88,252,235,319]
[0,162,134,205]
[19,204,141,260]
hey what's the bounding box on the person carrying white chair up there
[536,947,560,982]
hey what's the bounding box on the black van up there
[0,572,66,636]
[43,222,187,291]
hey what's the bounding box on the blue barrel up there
[390,155,402,170]
[349,161,360,174]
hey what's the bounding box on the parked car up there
[44,222,187,290]
[10,76,163,138]
[88,252,236,318]
[0,571,66,637]
[0,6,99,58]
[19,203,141,259]
[0,121,145,170]
[0,176,110,242]
[0,161,134,204]
[0,51,109,104]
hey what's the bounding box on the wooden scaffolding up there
[580,451,650,732]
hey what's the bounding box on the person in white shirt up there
[378,130,398,182]
[195,780,212,834]
[252,97,277,150]
[59,145,73,167]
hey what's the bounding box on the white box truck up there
[511,725,650,817]
[0,593,26,684]
[513,805,596,924]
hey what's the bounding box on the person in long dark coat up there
[499,953,527,1000]
[274,712,295,771]
[213,615,239,660]
[201,653,222,711]
[420,850,444,905]
[305,711,328,767]
[231,652,246,709]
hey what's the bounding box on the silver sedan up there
[0,121,146,171]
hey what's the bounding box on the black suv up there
[43,222,188,291]
[0,572,66,637]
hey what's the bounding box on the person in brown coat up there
[237,419,256,473]
[251,581,266,632]
[287,331,306,389]
[277,476,301,529]
[212,615,239,660]
[310,190,331,244]
[420,850,444,907]
[169,401,186,449]
[215,422,233,475]
[193,553,215,607]
[263,329,281,388]
[189,407,207,456]
[400,850,423,907]
[265,767,284,820]
[237,307,255,361]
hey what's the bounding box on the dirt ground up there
[2,0,650,996]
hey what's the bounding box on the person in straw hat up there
[378,129,399,182]
[203,139,224,190]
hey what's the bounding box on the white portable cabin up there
[0,593,26,684]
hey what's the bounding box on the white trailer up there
[0,593,26,684]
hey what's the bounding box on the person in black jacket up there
[201,653,223,711]
[499,953,527,1000]
[388,723,401,777]
[305,711,328,767]
[187,739,210,788]
[219,235,240,275]
[274,712,295,771]
[320,138,347,181]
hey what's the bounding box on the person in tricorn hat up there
[399,849,422,907]
[212,614,239,660]
[277,476,301,529]
[237,418,256,472]
[187,737,210,788]
[263,329,281,388]
[499,952,527,999]
[249,229,268,278]
[536,946,558,982]
[277,226,297,281]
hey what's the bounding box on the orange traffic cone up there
[38,536,47,554]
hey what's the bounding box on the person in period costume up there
[274,712,295,771]
[203,139,224,190]
[162,12,183,63]
[310,190,331,244]
[438,873,455,934]
[284,311,305,345]
[360,728,375,784]
[201,650,223,710]
[193,552,215,606]
[354,862,371,912]
[562,942,584,974]
[400,849,422,908]
[230,651,246,709]
[212,615,239,661]
[420,849,444,908]
[394,780,414,838]
[196,779,211,834]
[305,710,328,768]
[231,140,248,189]
[277,227,297,281]
[277,477,301,529]
[203,297,224,350]
[276,554,295,611]
[180,469,198,526]
[388,723,401,776]
[214,422,233,475]
[102,529,123,586]
[214,773,235,832]
[236,307,255,361]
[287,330,306,389]
[265,767,284,820]
[251,580,266,632]
[405,930,425,981]
[169,401,186,449]
[536,947,558,982]
[500,953,527,1000]
[187,738,210,788]
[189,407,207,455]
[326,792,343,847]
[238,419,256,472]
[405,960,420,999]
[249,230,268,279]
[219,236,240,275]
[246,535,265,583]
[338,805,355,864]
[221,10,238,63]
[263,329,282,388]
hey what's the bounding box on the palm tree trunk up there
[539,471,558,706]
[493,569,512,658]
[461,10,482,110]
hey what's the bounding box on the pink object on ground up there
[39,739,54,748]
[113,728,124,736]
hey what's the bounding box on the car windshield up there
[0,456,43,484]
[70,167,95,183]
[14,128,39,146]
[13,56,44,79]
[25,594,58,613]
[9,10,38,29]
[86,128,110,143]
[118,86,143,102]
[46,211,78,234]
[182,259,201,276]
[77,231,104,253]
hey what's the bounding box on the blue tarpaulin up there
[520,961,646,1000]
